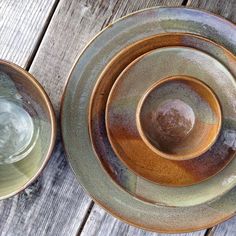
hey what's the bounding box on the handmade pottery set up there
[0,7,236,233]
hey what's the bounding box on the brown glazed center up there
[155,99,195,142]
[137,75,222,161]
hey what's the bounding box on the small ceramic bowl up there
[137,75,222,161]
[0,60,56,199]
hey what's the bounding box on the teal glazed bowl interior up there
[0,60,56,199]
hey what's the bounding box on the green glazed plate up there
[61,7,236,233]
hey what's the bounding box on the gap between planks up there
[25,0,60,70]
[76,202,95,235]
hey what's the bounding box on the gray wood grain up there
[212,216,236,236]
[81,204,206,236]
[0,1,90,236]
[187,0,236,22]
[0,0,92,235]
[30,0,186,112]
[0,0,59,68]
[0,0,95,235]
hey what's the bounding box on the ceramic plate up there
[106,46,235,187]
[62,7,236,233]
[90,33,236,207]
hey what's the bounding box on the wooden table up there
[0,0,235,235]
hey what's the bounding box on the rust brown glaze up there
[0,59,56,200]
[90,34,236,187]
[136,75,222,161]
[105,45,235,186]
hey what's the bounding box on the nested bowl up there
[137,75,222,161]
[105,45,235,187]
[91,33,236,206]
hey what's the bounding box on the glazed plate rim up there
[61,7,236,233]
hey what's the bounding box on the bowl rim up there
[0,59,56,200]
[136,75,222,161]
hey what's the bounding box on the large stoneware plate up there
[61,7,236,233]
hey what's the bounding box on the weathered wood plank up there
[30,0,186,112]
[187,1,236,235]
[80,204,206,236]
[0,0,90,236]
[0,0,91,235]
[211,216,236,236]
[0,0,59,67]
[187,0,236,22]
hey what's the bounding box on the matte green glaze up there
[62,7,236,233]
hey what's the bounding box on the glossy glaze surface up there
[0,60,56,199]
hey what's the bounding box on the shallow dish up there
[62,7,236,233]
[106,46,234,186]
[90,34,236,206]
[0,60,56,199]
